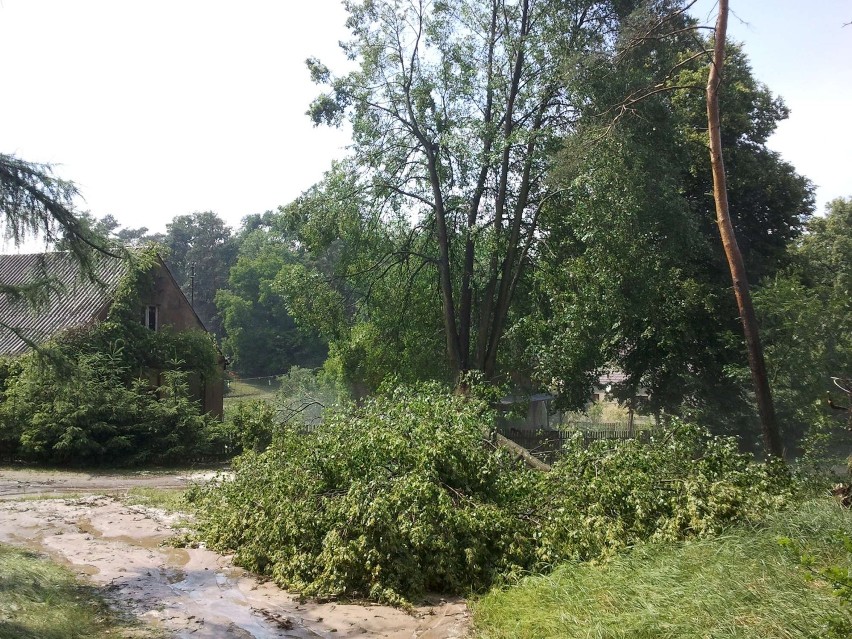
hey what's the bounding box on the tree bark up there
[706,0,783,458]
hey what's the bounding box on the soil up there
[0,467,469,639]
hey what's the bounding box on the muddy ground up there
[0,468,469,639]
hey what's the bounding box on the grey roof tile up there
[0,252,128,356]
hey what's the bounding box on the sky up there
[692,0,852,212]
[1,0,849,247]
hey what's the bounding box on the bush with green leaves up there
[190,385,792,606]
[190,384,535,606]
[0,249,225,466]
[534,422,792,566]
[229,399,276,453]
[0,343,217,465]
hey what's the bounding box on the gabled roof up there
[0,252,128,356]
[598,371,629,386]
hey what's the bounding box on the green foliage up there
[472,498,852,639]
[0,544,150,639]
[535,422,791,565]
[779,531,852,634]
[4,349,208,465]
[55,212,162,250]
[164,211,237,337]
[745,197,852,451]
[273,165,452,394]
[229,400,276,453]
[529,20,814,432]
[305,0,667,382]
[1,154,122,351]
[216,216,327,376]
[0,250,224,466]
[190,385,532,606]
[0,154,114,282]
[190,386,789,606]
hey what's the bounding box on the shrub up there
[2,346,213,465]
[190,384,537,605]
[533,421,792,565]
[229,400,276,453]
[190,386,792,606]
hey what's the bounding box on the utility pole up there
[190,262,196,309]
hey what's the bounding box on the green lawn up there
[472,498,852,639]
[224,378,280,401]
[121,486,188,512]
[222,378,278,419]
[0,544,157,639]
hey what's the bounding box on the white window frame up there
[143,305,158,331]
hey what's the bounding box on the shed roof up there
[0,252,128,356]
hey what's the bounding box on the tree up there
[55,212,163,250]
[751,197,852,449]
[1,154,118,345]
[521,2,812,441]
[706,0,781,457]
[308,0,644,383]
[273,164,451,395]
[216,215,327,376]
[164,211,237,337]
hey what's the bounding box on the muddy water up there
[0,468,221,499]
[0,494,468,638]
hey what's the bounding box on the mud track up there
[0,468,468,638]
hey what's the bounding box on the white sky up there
[1,0,849,245]
[692,0,852,214]
[0,0,352,243]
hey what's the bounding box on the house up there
[592,371,650,429]
[497,371,651,434]
[0,251,225,418]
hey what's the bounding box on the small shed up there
[495,393,560,432]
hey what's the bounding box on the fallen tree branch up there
[493,433,552,472]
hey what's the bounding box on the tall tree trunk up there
[706,0,783,459]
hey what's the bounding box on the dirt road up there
[0,468,469,639]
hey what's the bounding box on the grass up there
[120,487,188,513]
[472,498,852,639]
[223,378,278,421]
[224,378,279,401]
[0,544,157,639]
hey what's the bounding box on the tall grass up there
[473,498,852,639]
[0,544,154,639]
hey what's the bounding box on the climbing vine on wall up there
[0,246,226,465]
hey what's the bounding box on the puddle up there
[76,516,191,567]
[0,488,469,638]
[77,563,101,576]
[7,530,101,577]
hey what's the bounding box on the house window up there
[142,305,158,331]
